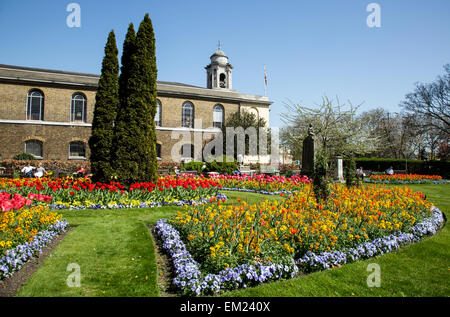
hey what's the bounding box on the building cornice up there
[0,64,272,106]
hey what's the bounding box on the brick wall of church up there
[0,82,96,122]
[0,122,91,161]
[0,82,239,162]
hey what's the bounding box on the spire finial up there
[218,40,221,51]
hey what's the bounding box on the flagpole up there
[264,65,267,96]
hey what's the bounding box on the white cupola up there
[205,43,233,90]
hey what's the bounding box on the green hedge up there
[181,161,204,173]
[205,158,238,175]
[351,158,450,178]
[182,156,239,175]
[13,153,36,160]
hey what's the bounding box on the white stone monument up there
[334,156,345,183]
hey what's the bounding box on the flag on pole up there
[264,66,267,96]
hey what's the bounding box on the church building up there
[0,48,272,164]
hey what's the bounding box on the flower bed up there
[48,193,228,210]
[296,205,444,271]
[154,219,298,296]
[210,174,311,194]
[365,174,446,184]
[0,192,68,279]
[0,219,68,279]
[0,175,222,210]
[155,183,445,295]
[0,203,64,256]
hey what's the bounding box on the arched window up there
[213,104,224,129]
[182,101,194,128]
[69,141,86,159]
[27,90,44,120]
[155,100,162,127]
[156,143,162,159]
[25,140,43,158]
[71,93,87,122]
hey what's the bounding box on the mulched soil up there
[148,225,178,297]
[0,227,73,297]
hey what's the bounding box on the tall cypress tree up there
[88,30,119,183]
[118,23,136,110]
[112,14,158,185]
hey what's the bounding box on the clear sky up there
[0,0,449,128]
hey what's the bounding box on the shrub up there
[279,163,300,175]
[312,151,330,202]
[205,156,238,175]
[0,159,90,174]
[182,161,204,173]
[12,153,36,161]
[344,154,359,187]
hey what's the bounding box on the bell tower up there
[205,42,233,90]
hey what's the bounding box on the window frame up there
[155,99,162,127]
[26,89,44,121]
[68,141,86,160]
[181,101,194,128]
[156,143,162,160]
[24,139,43,159]
[213,104,224,129]
[70,93,87,123]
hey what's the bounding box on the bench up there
[393,170,408,175]
[0,167,14,178]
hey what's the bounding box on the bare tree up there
[401,64,450,136]
[281,95,380,159]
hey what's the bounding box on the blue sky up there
[0,0,449,128]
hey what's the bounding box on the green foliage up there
[344,154,359,187]
[118,23,136,111]
[205,156,238,175]
[13,152,36,160]
[182,161,204,173]
[89,30,119,183]
[111,14,158,185]
[312,151,330,202]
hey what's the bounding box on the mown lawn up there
[15,191,277,297]
[15,185,449,297]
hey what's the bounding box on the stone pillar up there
[334,156,345,183]
[301,124,317,177]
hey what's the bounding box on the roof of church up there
[210,49,227,58]
[0,64,271,105]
